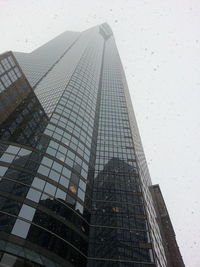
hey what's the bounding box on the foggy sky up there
[0,0,199,266]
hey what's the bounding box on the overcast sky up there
[0,0,199,266]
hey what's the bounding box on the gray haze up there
[0,0,199,266]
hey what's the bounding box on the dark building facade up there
[0,24,183,267]
[150,185,185,267]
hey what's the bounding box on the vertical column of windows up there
[89,37,155,265]
[42,35,104,216]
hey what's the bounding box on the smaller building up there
[150,184,185,267]
[0,52,32,125]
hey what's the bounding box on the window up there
[69,184,77,194]
[59,176,69,188]
[37,165,49,176]
[0,80,5,92]
[1,74,11,88]
[56,188,66,200]
[32,177,45,190]
[0,166,8,177]
[14,67,22,78]
[77,188,85,201]
[26,188,41,203]
[79,180,86,191]
[41,156,53,168]
[44,183,56,196]
[6,146,20,154]
[0,63,4,74]
[8,70,18,82]
[0,153,15,163]
[71,173,79,185]
[8,56,15,67]
[112,207,120,213]
[52,161,62,172]
[49,170,60,182]
[1,58,11,70]
[11,219,31,238]
[18,204,36,221]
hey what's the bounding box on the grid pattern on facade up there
[0,24,179,267]
[14,31,80,88]
[0,31,104,266]
[88,36,155,266]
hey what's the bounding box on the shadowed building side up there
[150,185,185,267]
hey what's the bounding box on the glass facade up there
[0,24,171,267]
[88,36,155,266]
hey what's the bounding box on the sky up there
[0,0,199,266]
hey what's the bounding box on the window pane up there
[18,204,35,221]
[79,180,86,191]
[56,188,66,200]
[52,161,62,172]
[44,183,56,196]
[26,188,41,203]
[59,176,69,188]
[11,219,30,238]
[0,153,15,163]
[62,167,71,178]
[6,146,20,155]
[0,166,8,177]
[32,177,45,190]
[37,165,49,176]
[41,157,53,167]
[49,170,60,182]
[78,188,85,201]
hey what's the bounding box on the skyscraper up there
[0,24,183,267]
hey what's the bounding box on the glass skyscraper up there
[0,24,184,267]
